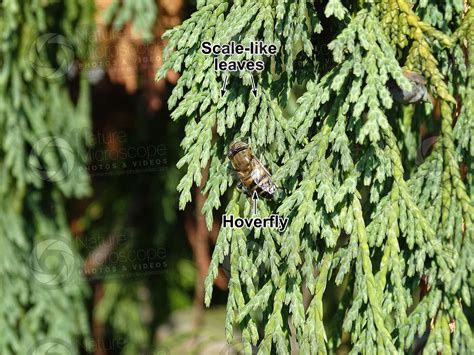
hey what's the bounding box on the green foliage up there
[160,0,473,353]
[0,1,94,354]
[95,282,150,355]
[103,0,158,42]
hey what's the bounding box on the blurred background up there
[71,1,231,354]
[3,0,236,354]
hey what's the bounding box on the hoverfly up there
[227,141,277,199]
[388,70,433,104]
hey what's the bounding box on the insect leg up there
[236,181,247,194]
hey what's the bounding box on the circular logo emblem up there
[29,33,75,79]
[29,238,76,287]
[155,346,170,355]
[28,338,72,355]
[28,136,75,182]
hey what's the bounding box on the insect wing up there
[250,156,277,197]
[403,70,427,85]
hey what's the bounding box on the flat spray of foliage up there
[0,1,94,353]
[159,0,473,353]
